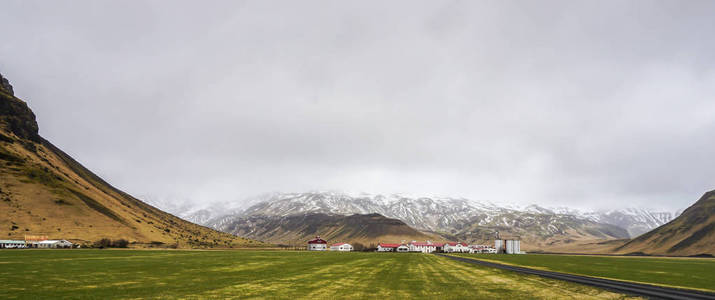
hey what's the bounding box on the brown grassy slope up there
[524,239,629,254]
[0,83,265,248]
[614,190,715,256]
[443,217,629,252]
[222,213,440,246]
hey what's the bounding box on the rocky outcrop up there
[0,72,14,96]
[0,73,40,142]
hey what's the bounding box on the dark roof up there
[308,236,327,244]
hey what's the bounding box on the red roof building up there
[308,236,328,244]
[408,241,444,253]
[329,243,353,251]
[377,243,409,252]
[307,236,328,251]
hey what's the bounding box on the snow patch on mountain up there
[146,192,680,238]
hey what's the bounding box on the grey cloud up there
[1,0,714,210]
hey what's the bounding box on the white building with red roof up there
[377,243,401,252]
[408,241,444,253]
[329,243,353,251]
[377,243,410,252]
[307,236,328,251]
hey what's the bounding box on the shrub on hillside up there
[94,238,129,248]
[112,239,129,248]
[95,238,112,248]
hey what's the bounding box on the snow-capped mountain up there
[231,192,510,233]
[579,208,679,237]
[147,192,679,241]
[512,204,679,237]
[199,192,633,247]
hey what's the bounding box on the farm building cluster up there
[0,236,74,249]
[307,237,355,251]
[306,236,522,254]
[376,242,499,253]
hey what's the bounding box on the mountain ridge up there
[144,191,684,250]
[152,191,677,240]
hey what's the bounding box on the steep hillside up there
[218,213,437,246]
[0,73,263,248]
[615,190,715,256]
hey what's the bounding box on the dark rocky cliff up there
[0,73,40,142]
[0,72,14,95]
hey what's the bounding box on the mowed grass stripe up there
[451,253,715,292]
[0,250,636,299]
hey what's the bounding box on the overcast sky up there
[1,1,714,211]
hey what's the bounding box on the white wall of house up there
[377,245,393,252]
[444,243,470,253]
[0,240,26,248]
[307,243,327,251]
[330,244,353,251]
[38,240,73,248]
[409,244,437,253]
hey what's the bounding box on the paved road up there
[436,254,715,300]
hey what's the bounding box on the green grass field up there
[0,250,635,299]
[450,253,715,292]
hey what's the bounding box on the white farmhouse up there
[377,243,400,252]
[443,242,470,253]
[37,240,73,248]
[396,244,409,252]
[307,236,328,251]
[468,244,493,253]
[409,241,444,253]
[330,243,353,251]
[0,240,26,248]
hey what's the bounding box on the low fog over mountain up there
[146,191,680,240]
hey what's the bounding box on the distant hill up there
[187,192,633,249]
[0,72,263,248]
[216,212,437,246]
[615,190,715,256]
